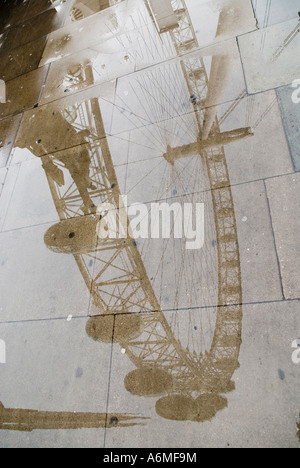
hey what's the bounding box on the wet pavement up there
[0,0,299,448]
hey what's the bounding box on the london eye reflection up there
[0,0,254,430]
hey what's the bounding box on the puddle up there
[40,0,256,67]
[68,0,127,24]
[0,0,275,437]
[2,0,283,432]
[0,36,47,82]
[0,67,48,119]
[34,48,243,422]
[0,114,22,167]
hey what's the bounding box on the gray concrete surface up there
[0,0,299,448]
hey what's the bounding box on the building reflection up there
[69,0,125,22]
[0,403,147,431]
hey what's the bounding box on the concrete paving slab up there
[0,221,94,322]
[88,180,282,315]
[89,188,219,313]
[0,114,22,168]
[40,42,137,106]
[4,0,58,28]
[276,84,300,172]
[232,180,283,304]
[0,164,19,231]
[105,300,300,448]
[0,36,47,82]
[266,173,300,299]
[25,0,66,21]
[9,79,115,163]
[3,139,128,230]
[110,39,246,136]
[109,91,293,203]
[251,0,300,28]
[2,7,67,51]
[39,0,146,67]
[40,0,257,67]
[2,157,63,230]
[238,19,300,93]
[0,317,113,447]
[0,67,48,120]
[223,90,294,183]
[63,0,128,25]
